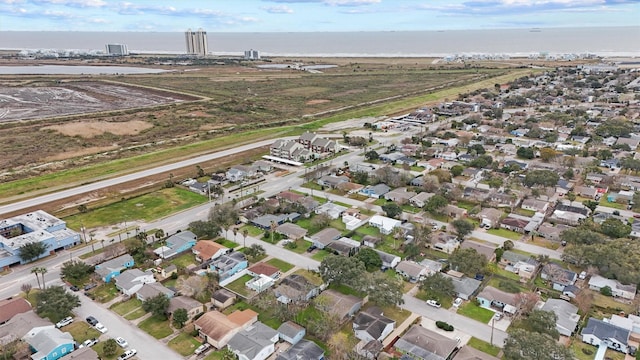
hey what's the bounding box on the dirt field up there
[42,120,154,138]
[0,81,196,122]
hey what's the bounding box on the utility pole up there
[490,317,495,346]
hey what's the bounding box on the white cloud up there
[261,5,294,13]
[325,0,381,5]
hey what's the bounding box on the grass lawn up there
[355,225,381,237]
[571,340,598,360]
[311,249,333,261]
[90,283,119,303]
[239,224,263,237]
[456,200,478,211]
[302,182,323,191]
[363,303,411,324]
[138,315,173,339]
[457,301,495,323]
[124,308,148,320]
[401,204,421,213]
[592,292,633,313]
[168,332,201,356]
[224,274,253,297]
[65,188,207,230]
[373,198,387,206]
[487,228,522,240]
[294,269,324,287]
[600,195,626,210]
[287,239,312,254]
[110,298,142,316]
[514,208,536,217]
[266,258,294,272]
[467,337,501,357]
[171,252,197,268]
[215,238,239,248]
[349,194,369,201]
[487,263,521,282]
[415,289,453,309]
[163,278,178,288]
[531,236,561,250]
[65,322,101,344]
[93,341,125,360]
[486,276,527,294]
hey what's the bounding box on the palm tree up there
[242,229,249,248]
[38,267,48,289]
[232,228,238,242]
[155,229,165,244]
[31,267,42,290]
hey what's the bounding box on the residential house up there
[276,339,325,360]
[0,311,50,346]
[274,274,322,304]
[443,204,467,219]
[476,286,518,316]
[275,223,307,240]
[192,241,229,262]
[95,254,134,283]
[541,263,577,291]
[167,296,203,323]
[420,259,443,275]
[460,241,496,262]
[246,274,275,293]
[194,310,258,349]
[500,216,529,233]
[247,262,280,280]
[536,223,570,242]
[226,168,247,183]
[227,322,279,360]
[314,202,348,219]
[277,321,305,345]
[394,325,458,360]
[488,192,519,209]
[336,182,364,194]
[631,219,640,238]
[250,214,293,230]
[575,186,599,200]
[317,175,349,189]
[443,271,481,300]
[341,209,369,231]
[310,137,339,154]
[308,228,341,249]
[161,264,177,279]
[357,340,384,360]
[521,198,549,214]
[59,347,99,360]
[353,307,395,342]
[368,215,401,235]
[499,251,539,283]
[374,249,401,269]
[433,233,460,254]
[136,282,175,302]
[477,208,503,229]
[396,261,431,283]
[436,151,458,161]
[581,317,630,353]
[253,160,273,173]
[409,192,434,208]
[0,297,31,325]
[23,326,75,360]
[540,299,580,337]
[154,231,197,259]
[210,252,248,281]
[188,181,209,196]
[297,132,319,147]
[359,184,391,199]
[588,275,637,300]
[212,289,236,310]
[114,269,156,297]
[316,290,363,323]
[616,137,640,149]
[326,237,360,257]
[563,285,582,299]
[384,188,417,204]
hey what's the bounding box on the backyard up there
[88,283,120,303]
[224,274,254,297]
[171,252,197,268]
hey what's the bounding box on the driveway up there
[73,292,183,360]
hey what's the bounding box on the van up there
[579,271,587,280]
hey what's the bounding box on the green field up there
[467,337,501,356]
[457,301,495,323]
[266,258,295,272]
[487,228,522,240]
[65,188,207,230]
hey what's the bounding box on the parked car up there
[69,285,80,292]
[194,343,211,355]
[629,346,637,356]
[118,349,137,360]
[426,300,441,308]
[78,338,99,349]
[115,337,128,348]
[84,283,97,291]
[306,245,317,253]
[55,316,73,328]
[493,312,503,321]
[453,298,463,307]
[86,316,98,326]
[94,323,108,333]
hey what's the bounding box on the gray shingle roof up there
[582,317,630,345]
[276,339,324,360]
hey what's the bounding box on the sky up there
[0,0,638,32]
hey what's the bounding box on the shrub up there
[284,242,297,250]
[581,348,594,356]
[435,321,454,331]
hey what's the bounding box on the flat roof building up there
[185,28,208,56]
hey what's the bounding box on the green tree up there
[319,255,366,290]
[364,150,379,161]
[600,218,631,239]
[450,165,464,177]
[563,168,574,179]
[451,219,474,238]
[524,169,560,188]
[468,144,486,155]
[208,203,239,238]
[600,285,613,297]
[142,293,170,318]
[449,248,488,276]
[419,273,456,299]
[425,194,448,213]
[539,147,558,162]
[244,244,266,260]
[381,203,402,219]
[355,247,382,272]
[366,272,404,307]
[503,240,515,250]
[520,310,560,340]
[102,339,118,357]
[504,329,574,360]
[582,200,599,212]
[189,220,221,239]
[352,170,369,185]
[35,285,80,322]
[18,242,48,263]
[560,228,605,245]
[172,308,189,328]
[60,260,94,285]
[516,147,535,159]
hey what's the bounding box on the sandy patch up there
[43,145,120,161]
[188,111,211,118]
[42,120,153,138]
[199,123,234,131]
[306,99,330,105]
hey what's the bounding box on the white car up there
[426,300,441,308]
[55,316,74,328]
[194,343,211,355]
[493,312,503,321]
[115,337,128,348]
[78,338,99,349]
[453,298,463,307]
[94,323,108,333]
[118,349,137,360]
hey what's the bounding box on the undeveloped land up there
[0,81,195,122]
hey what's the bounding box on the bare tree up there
[514,292,540,317]
[575,289,594,316]
[21,283,33,298]
[177,275,207,298]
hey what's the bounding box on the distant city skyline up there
[0,0,638,33]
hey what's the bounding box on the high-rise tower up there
[185,28,208,57]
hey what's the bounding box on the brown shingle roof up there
[192,241,227,261]
[227,309,258,326]
[195,311,240,342]
[247,262,280,278]
[0,298,31,324]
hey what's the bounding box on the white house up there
[582,317,630,354]
[353,308,395,343]
[588,275,637,300]
[114,269,156,297]
[368,215,401,235]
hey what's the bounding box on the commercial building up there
[105,44,129,56]
[185,28,208,56]
[244,49,260,60]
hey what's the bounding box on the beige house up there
[167,296,204,323]
[194,309,258,349]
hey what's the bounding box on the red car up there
[634,214,640,219]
